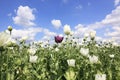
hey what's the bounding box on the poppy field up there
[0,26,120,80]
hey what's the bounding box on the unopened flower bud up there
[64,24,71,35]
[90,31,96,40]
[8,26,12,32]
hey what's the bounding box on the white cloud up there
[13,6,36,27]
[102,6,120,42]
[64,24,105,45]
[87,22,104,29]
[86,6,120,29]
[9,27,57,41]
[95,36,103,41]
[51,19,62,28]
[101,6,120,26]
[40,29,57,41]
[43,29,56,36]
[85,6,120,43]
[87,6,120,29]
[74,24,89,37]
[11,27,42,40]
[42,36,49,40]
[112,26,120,31]
[76,5,82,9]
[105,26,120,37]
[72,25,103,42]
[105,31,120,37]
[114,0,120,6]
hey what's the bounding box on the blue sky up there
[0,0,120,42]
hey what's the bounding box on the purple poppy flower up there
[54,35,63,43]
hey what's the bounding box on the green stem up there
[6,72,10,80]
[109,70,112,80]
[11,72,14,80]
[0,51,2,80]
[10,31,11,35]
[109,61,112,80]
[6,49,10,80]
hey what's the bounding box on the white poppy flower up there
[109,54,114,58]
[29,55,38,63]
[95,74,106,80]
[21,36,28,41]
[6,37,17,47]
[67,59,75,67]
[84,33,89,38]
[80,48,89,57]
[16,70,19,74]
[112,42,118,46]
[55,48,59,52]
[90,31,96,38]
[89,55,98,63]
[28,48,36,55]
[64,24,71,35]
[0,32,10,46]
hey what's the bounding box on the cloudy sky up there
[0,0,120,42]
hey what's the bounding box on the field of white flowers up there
[0,26,120,80]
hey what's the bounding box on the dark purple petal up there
[54,35,63,43]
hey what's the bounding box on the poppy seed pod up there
[8,26,12,32]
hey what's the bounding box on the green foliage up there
[0,37,120,80]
